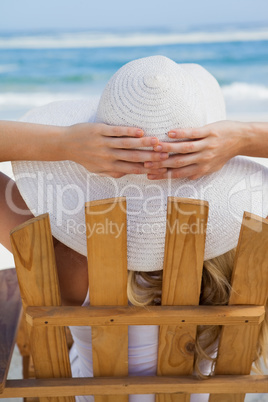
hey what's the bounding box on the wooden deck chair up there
[0,197,268,402]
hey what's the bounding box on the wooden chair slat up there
[25,305,265,327]
[0,268,21,394]
[1,375,268,398]
[210,212,268,402]
[16,312,31,380]
[10,214,73,402]
[86,198,128,402]
[157,198,209,402]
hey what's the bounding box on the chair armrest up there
[0,268,22,393]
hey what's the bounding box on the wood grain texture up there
[85,198,128,402]
[16,312,31,357]
[0,268,22,394]
[210,212,268,402]
[10,214,73,402]
[16,312,32,380]
[1,375,268,398]
[157,198,209,402]
[26,305,265,327]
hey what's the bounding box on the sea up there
[1,22,268,121]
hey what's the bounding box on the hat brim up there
[12,99,268,270]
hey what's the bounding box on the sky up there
[0,0,268,32]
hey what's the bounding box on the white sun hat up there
[12,55,268,271]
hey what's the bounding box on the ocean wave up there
[222,82,268,99]
[222,82,268,114]
[1,28,268,49]
[1,82,268,116]
[0,92,91,109]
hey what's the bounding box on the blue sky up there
[1,0,268,32]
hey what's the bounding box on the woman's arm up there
[145,121,268,180]
[0,120,168,177]
[0,120,170,304]
[0,120,169,304]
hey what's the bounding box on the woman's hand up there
[64,123,169,178]
[145,121,248,180]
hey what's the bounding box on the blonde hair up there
[127,249,268,378]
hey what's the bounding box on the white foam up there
[223,82,268,100]
[222,82,268,114]
[1,28,268,49]
[2,82,268,116]
[0,91,90,110]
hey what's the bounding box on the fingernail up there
[160,152,168,159]
[151,138,158,145]
[154,145,162,151]
[136,129,143,136]
[145,162,153,168]
[148,175,156,180]
[169,131,176,138]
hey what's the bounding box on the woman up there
[1,55,268,401]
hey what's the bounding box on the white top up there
[69,292,210,402]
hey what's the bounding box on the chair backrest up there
[3,197,268,402]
